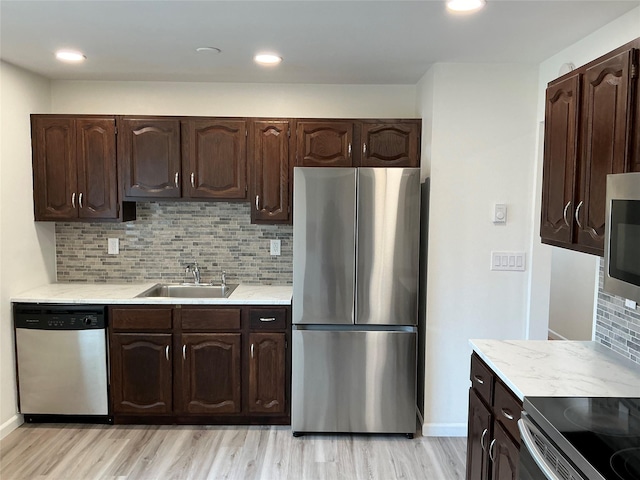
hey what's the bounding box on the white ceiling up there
[1,0,638,85]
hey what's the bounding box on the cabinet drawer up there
[249,307,287,330]
[493,380,522,444]
[470,353,494,405]
[111,308,173,331]
[181,308,241,331]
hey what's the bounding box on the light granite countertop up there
[11,283,292,305]
[470,339,640,400]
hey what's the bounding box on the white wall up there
[530,6,640,342]
[51,82,417,118]
[417,63,539,435]
[0,61,55,438]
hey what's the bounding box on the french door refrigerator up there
[292,167,420,437]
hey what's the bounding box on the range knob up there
[82,317,93,326]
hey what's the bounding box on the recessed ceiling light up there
[55,50,86,63]
[446,0,486,12]
[196,47,222,54]
[254,53,282,66]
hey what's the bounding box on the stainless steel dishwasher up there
[13,304,110,422]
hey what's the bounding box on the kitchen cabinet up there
[108,304,290,425]
[250,120,292,223]
[31,115,134,221]
[182,119,247,200]
[296,119,421,168]
[118,117,182,199]
[109,307,174,415]
[465,353,521,480]
[296,121,355,167]
[248,307,288,414]
[540,38,640,256]
[360,121,420,167]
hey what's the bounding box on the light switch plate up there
[270,239,281,256]
[493,204,507,224]
[108,238,119,255]
[625,299,637,310]
[491,251,525,271]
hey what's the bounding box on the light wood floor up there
[0,423,466,480]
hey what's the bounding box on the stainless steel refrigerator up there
[292,167,420,437]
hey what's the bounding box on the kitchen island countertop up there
[11,283,292,305]
[470,339,640,400]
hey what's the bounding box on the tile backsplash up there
[595,259,640,365]
[56,202,293,285]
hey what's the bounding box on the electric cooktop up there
[525,397,640,480]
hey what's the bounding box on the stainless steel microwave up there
[604,172,640,303]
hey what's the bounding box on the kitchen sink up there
[137,283,238,299]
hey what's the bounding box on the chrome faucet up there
[185,262,201,284]
[221,270,227,288]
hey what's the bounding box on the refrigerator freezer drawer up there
[292,328,417,434]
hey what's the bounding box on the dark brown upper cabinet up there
[540,38,639,256]
[118,116,182,199]
[296,121,355,167]
[360,121,420,167]
[182,119,247,200]
[250,120,292,224]
[31,115,133,222]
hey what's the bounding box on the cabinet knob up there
[259,317,276,322]
[182,345,186,360]
[78,192,83,209]
[473,374,485,385]
[165,345,170,361]
[190,172,195,188]
[363,143,367,155]
[480,428,488,451]
[250,343,255,358]
[255,195,260,211]
[175,172,179,188]
[71,192,76,209]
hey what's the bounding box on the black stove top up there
[524,397,640,480]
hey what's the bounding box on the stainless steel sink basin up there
[137,283,238,298]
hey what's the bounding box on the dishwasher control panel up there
[14,305,106,330]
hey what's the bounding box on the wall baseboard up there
[547,328,568,341]
[422,422,467,437]
[0,414,23,440]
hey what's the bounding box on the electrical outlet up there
[108,238,119,255]
[270,239,281,256]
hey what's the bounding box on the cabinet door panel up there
[32,117,78,220]
[296,121,353,167]
[360,122,420,167]
[540,74,580,245]
[466,389,492,480]
[490,423,519,480]
[180,333,241,414]
[251,120,290,223]
[183,119,247,199]
[577,50,633,252]
[119,117,181,198]
[110,333,172,414]
[248,333,286,414]
[76,118,118,219]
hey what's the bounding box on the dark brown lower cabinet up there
[110,333,173,414]
[248,332,286,413]
[109,304,290,425]
[466,354,521,480]
[466,389,492,480]
[180,333,242,414]
[491,423,519,480]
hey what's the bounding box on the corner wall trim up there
[422,422,467,437]
[547,329,568,341]
[0,414,24,440]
